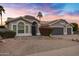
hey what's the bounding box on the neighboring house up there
[6,15,40,36]
[47,19,73,35]
[5,15,73,36]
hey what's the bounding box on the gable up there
[6,15,40,24]
[54,20,68,26]
[23,15,40,23]
[11,19,31,25]
[6,17,31,24]
[49,19,72,28]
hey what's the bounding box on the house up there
[47,19,73,35]
[6,15,73,36]
[6,15,40,36]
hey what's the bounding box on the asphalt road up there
[30,45,79,56]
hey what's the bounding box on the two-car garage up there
[48,19,73,35]
[52,28,64,35]
[52,27,72,35]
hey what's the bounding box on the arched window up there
[18,22,24,33]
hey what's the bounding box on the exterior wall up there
[64,26,67,35]
[6,23,12,30]
[36,23,41,35]
[49,20,73,35]
[49,20,68,27]
[7,19,40,36]
[9,20,32,36]
[66,24,73,35]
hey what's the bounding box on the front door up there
[31,22,37,36]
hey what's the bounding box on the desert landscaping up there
[0,3,79,56]
[0,35,79,56]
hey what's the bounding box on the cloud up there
[1,3,79,25]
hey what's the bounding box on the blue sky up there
[0,3,79,15]
[0,3,79,24]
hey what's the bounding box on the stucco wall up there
[49,20,73,35]
[7,19,40,36]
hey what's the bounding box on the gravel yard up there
[0,36,79,56]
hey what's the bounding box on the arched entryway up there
[31,22,38,36]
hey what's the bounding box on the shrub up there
[39,27,52,36]
[73,31,79,34]
[0,25,5,28]
[0,28,16,39]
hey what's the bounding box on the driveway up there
[0,36,79,56]
[30,45,79,56]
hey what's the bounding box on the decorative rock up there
[72,39,75,41]
[76,39,79,42]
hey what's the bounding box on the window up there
[18,22,24,33]
[13,25,16,32]
[26,25,28,33]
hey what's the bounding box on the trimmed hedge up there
[39,27,52,36]
[0,31,16,39]
[0,26,5,28]
[0,27,16,39]
[73,31,79,34]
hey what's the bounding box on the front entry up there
[31,22,37,36]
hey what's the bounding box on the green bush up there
[39,27,52,36]
[0,26,5,28]
[0,28,16,39]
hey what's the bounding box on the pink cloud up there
[1,7,79,25]
[5,8,38,17]
[42,14,79,25]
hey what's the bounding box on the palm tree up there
[0,6,5,25]
[37,12,43,21]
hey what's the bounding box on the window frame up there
[18,22,24,33]
[13,25,16,32]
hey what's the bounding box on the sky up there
[0,3,79,24]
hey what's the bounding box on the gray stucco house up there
[6,15,40,36]
[47,19,73,35]
[6,15,73,36]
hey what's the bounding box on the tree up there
[37,12,43,21]
[71,23,78,32]
[0,5,5,25]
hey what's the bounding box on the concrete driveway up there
[30,45,79,56]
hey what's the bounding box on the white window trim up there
[25,24,29,33]
[17,20,25,34]
[18,22,25,33]
[13,25,16,32]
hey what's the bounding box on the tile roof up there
[6,15,40,24]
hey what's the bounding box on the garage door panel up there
[52,28,64,35]
[67,28,71,35]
